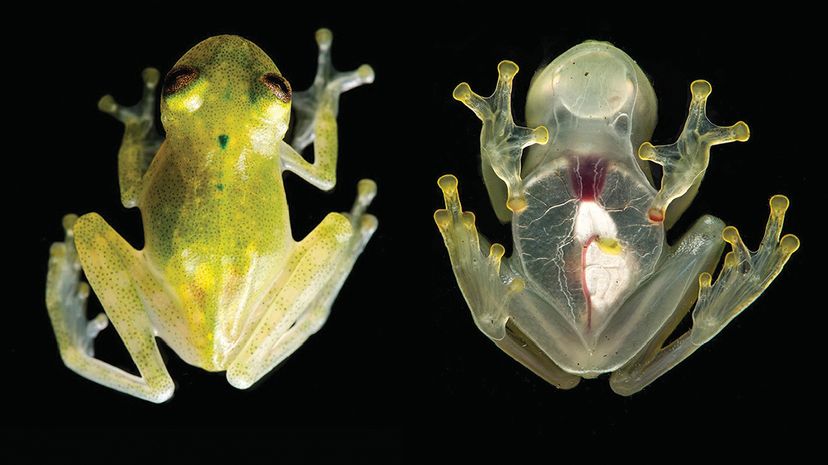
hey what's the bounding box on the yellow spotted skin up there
[144,36,292,367]
[45,31,377,402]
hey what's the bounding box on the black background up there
[8,5,817,461]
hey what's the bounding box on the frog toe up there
[691,195,799,344]
[46,214,109,358]
[290,28,374,155]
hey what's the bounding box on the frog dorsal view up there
[436,41,799,394]
[46,30,377,402]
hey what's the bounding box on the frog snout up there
[552,49,635,119]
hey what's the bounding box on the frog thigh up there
[619,215,727,367]
[68,213,176,402]
[227,182,377,389]
[496,320,581,389]
[607,215,725,394]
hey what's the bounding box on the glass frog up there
[45,29,377,402]
[435,41,799,395]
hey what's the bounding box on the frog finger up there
[452,61,549,218]
[289,28,374,170]
[453,82,490,121]
[640,80,749,226]
[97,67,159,124]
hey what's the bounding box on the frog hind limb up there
[226,180,377,389]
[46,214,176,403]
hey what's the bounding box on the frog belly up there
[513,156,663,340]
[575,201,634,328]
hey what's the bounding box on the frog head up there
[526,41,657,156]
[160,35,291,152]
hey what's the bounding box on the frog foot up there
[639,80,750,223]
[348,179,379,247]
[291,28,375,152]
[45,214,109,358]
[453,61,549,214]
[691,195,800,345]
[435,174,524,339]
[98,67,160,130]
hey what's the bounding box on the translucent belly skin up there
[514,155,663,338]
[438,37,798,392]
[514,40,664,352]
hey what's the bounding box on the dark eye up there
[261,73,292,103]
[163,66,199,96]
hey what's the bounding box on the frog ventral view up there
[45,30,377,402]
[435,41,799,395]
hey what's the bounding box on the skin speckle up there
[46,31,376,401]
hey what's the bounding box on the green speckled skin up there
[45,30,377,402]
[144,36,293,368]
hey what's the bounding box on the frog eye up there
[261,73,292,103]
[163,66,199,96]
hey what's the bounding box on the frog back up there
[139,140,291,368]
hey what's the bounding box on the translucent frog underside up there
[515,43,663,341]
[515,157,662,336]
[438,39,797,389]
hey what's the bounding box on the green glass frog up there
[46,29,377,402]
[436,41,799,394]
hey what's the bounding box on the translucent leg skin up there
[435,176,579,389]
[638,80,750,227]
[227,180,377,389]
[281,28,375,191]
[46,214,175,403]
[610,196,799,396]
[98,68,163,208]
[497,321,580,389]
[453,61,549,222]
[691,196,800,344]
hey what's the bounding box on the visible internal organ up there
[514,154,662,334]
[570,156,606,201]
[570,157,634,329]
[580,232,631,329]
